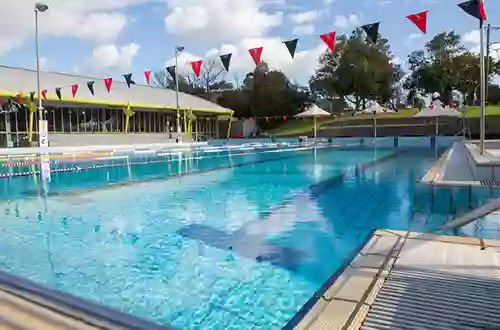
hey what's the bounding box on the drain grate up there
[361,267,500,330]
[480,181,500,187]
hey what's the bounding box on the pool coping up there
[286,229,500,330]
[0,269,170,329]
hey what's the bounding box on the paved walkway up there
[292,229,500,329]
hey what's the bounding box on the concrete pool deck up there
[0,270,167,330]
[291,229,500,330]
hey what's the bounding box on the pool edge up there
[0,269,171,329]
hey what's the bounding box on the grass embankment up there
[268,106,500,136]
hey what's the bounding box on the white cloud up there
[323,0,335,4]
[391,57,402,65]
[289,10,319,24]
[464,30,480,45]
[333,14,361,29]
[0,0,146,54]
[164,0,283,42]
[164,37,327,84]
[293,24,315,35]
[84,43,140,74]
[408,33,422,40]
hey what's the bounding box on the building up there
[0,65,234,147]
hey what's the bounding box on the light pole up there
[174,46,184,143]
[35,2,48,147]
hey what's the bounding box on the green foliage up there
[309,29,403,111]
[404,31,500,105]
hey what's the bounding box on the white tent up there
[355,102,396,138]
[295,104,331,139]
[413,100,462,135]
[356,101,396,115]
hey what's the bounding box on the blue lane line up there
[177,150,408,275]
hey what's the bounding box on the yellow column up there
[183,109,187,134]
[123,103,136,133]
[226,114,233,138]
[25,93,37,142]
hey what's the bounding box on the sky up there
[0,0,499,88]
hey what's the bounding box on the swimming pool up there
[0,137,498,329]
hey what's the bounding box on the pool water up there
[0,137,498,329]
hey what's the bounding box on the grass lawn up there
[268,105,500,136]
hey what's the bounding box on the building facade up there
[0,66,233,147]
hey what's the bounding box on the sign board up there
[39,120,49,147]
[40,158,51,183]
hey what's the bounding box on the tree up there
[404,31,500,105]
[152,59,227,96]
[310,29,402,111]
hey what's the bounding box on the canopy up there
[413,100,462,135]
[413,100,462,118]
[356,101,396,115]
[295,104,331,118]
[295,104,331,140]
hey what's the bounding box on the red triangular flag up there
[320,32,337,53]
[71,84,79,98]
[17,94,22,105]
[407,11,428,33]
[41,90,47,100]
[144,71,151,85]
[104,78,113,93]
[191,60,203,77]
[249,47,263,66]
[480,0,487,21]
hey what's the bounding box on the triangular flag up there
[144,71,151,85]
[41,90,47,100]
[123,73,135,88]
[55,88,61,100]
[249,47,263,66]
[458,0,487,22]
[191,60,203,77]
[166,66,176,82]
[87,81,95,96]
[283,39,298,59]
[30,92,35,102]
[407,11,428,33]
[17,94,23,105]
[220,54,232,72]
[71,84,79,98]
[320,32,337,53]
[362,22,380,43]
[104,78,113,93]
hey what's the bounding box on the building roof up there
[0,65,233,116]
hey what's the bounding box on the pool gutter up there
[0,270,170,329]
[285,230,500,330]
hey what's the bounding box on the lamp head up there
[35,3,49,12]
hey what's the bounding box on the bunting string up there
[6,0,487,105]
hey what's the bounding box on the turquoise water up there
[0,137,498,329]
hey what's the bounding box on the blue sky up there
[0,0,498,86]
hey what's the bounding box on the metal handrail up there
[438,197,500,231]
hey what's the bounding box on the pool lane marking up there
[177,150,409,274]
[0,145,334,178]
[15,146,342,198]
